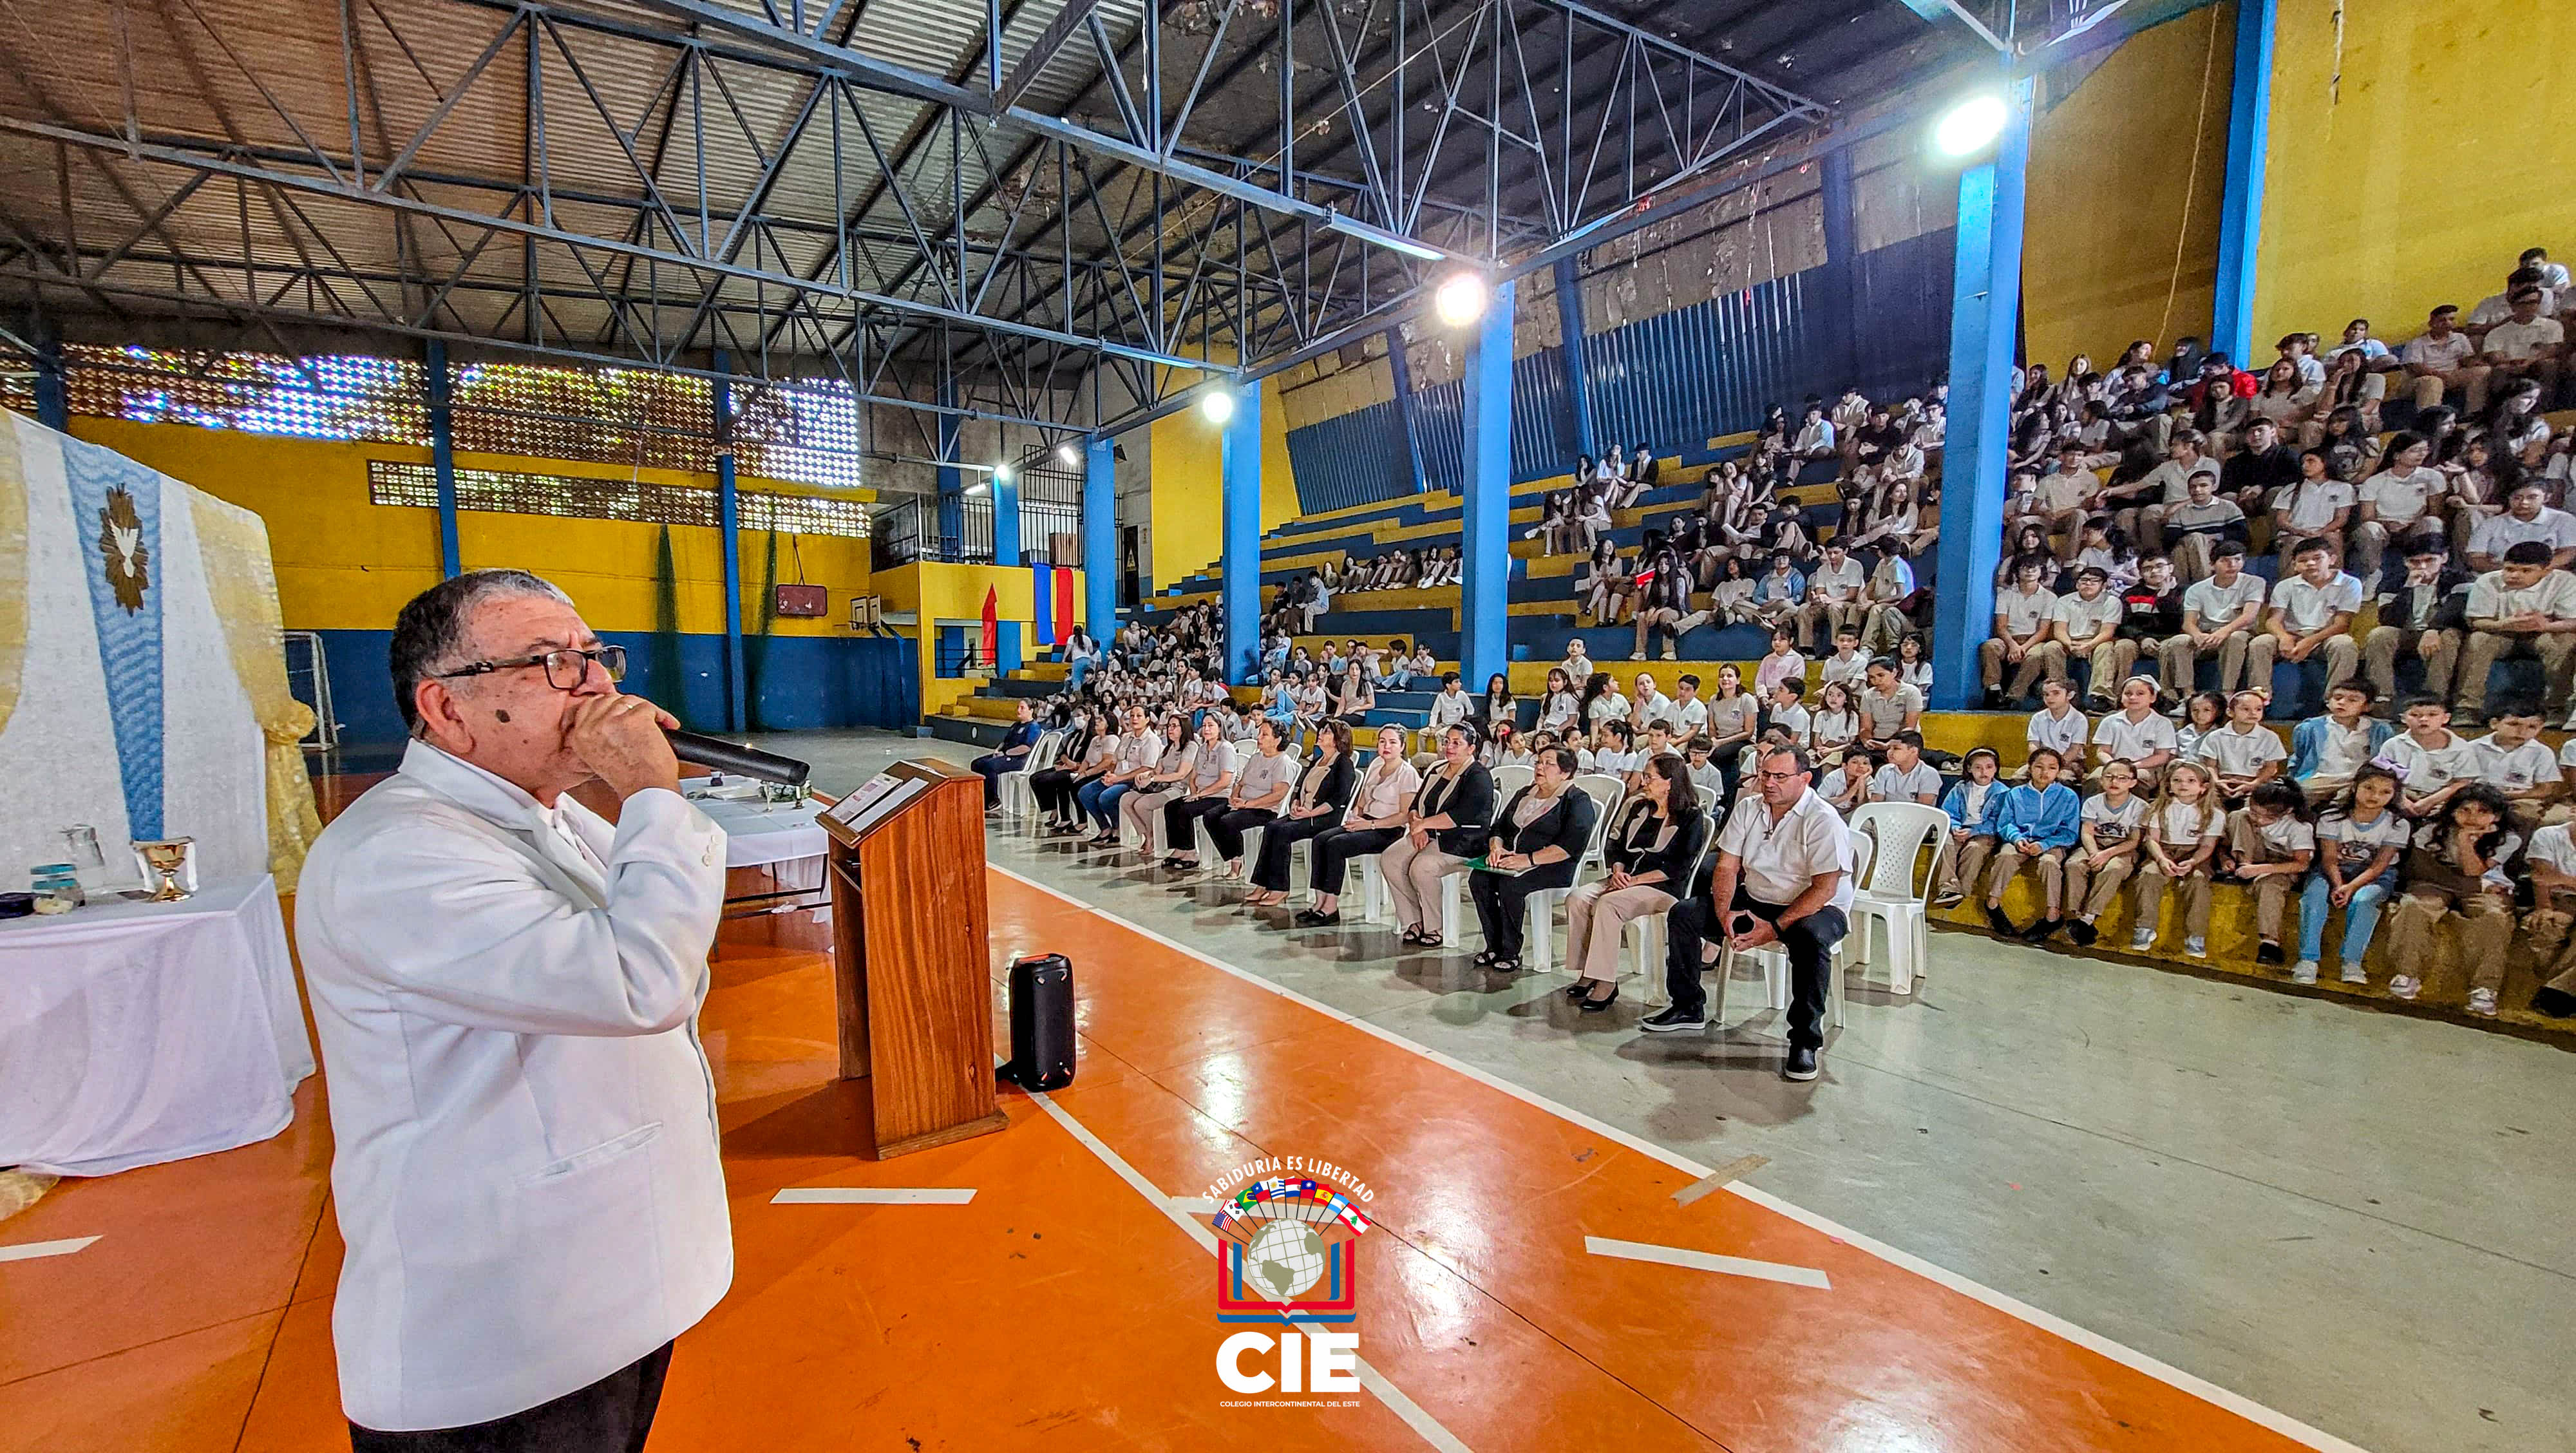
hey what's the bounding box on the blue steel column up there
[1819,146,1861,390]
[1383,328,1429,496]
[712,349,746,733]
[1460,279,1516,691]
[2211,0,2277,365]
[1083,437,1118,644]
[991,462,1022,672]
[1551,258,1595,462]
[30,320,67,432]
[424,339,460,578]
[1929,77,2032,713]
[1220,390,1264,685]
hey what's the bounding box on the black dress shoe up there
[2255,941,2285,966]
[1985,904,2018,936]
[1577,983,1618,1012]
[1783,1045,1820,1081]
[1640,1005,1710,1032]
[2067,920,2098,947]
[2020,916,2063,943]
[1294,909,1341,927]
[2533,986,2576,1018]
[1563,980,1589,1000]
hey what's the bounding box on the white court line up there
[0,1235,99,1264]
[1585,1235,1830,1290]
[989,862,2375,1453]
[770,1188,977,1205]
[1016,1079,1472,1452]
[1165,1196,1222,1215]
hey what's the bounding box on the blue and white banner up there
[0,412,268,886]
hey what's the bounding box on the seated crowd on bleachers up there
[971,242,2576,1031]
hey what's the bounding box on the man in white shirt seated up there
[298,571,731,1450]
[2468,482,2576,572]
[2248,537,2362,699]
[2399,304,2489,413]
[1641,743,1852,1082]
[2475,285,2566,400]
[2116,431,2218,554]
[2170,543,2268,698]
[2455,540,2576,728]
[1798,542,1868,653]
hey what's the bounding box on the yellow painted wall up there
[2255,0,2576,345]
[1146,374,1300,588]
[65,417,872,637]
[875,560,1086,719]
[2023,3,2235,370]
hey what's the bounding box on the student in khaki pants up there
[2219,781,2316,967]
[2058,759,2146,947]
[1931,748,2004,907]
[2380,783,2521,1015]
[2132,761,2226,958]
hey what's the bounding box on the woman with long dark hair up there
[1244,721,1354,907]
[1561,754,1709,1011]
[1378,723,1495,946]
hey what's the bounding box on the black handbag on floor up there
[1001,953,1076,1092]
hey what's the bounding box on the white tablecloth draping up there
[683,786,829,869]
[0,875,314,1177]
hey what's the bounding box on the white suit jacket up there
[296,741,732,1430]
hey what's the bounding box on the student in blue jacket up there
[1984,745,2083,939]
[2287,678,2394,804]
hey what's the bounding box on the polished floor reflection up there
[4,730,2566,1453]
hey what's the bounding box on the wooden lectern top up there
[820,757,1007,1159]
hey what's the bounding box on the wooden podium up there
[817,757,1009,1158]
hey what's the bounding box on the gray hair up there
[390,569,572,736]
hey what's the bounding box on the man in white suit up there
[297,569,730,1450]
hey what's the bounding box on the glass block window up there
[61,345,429,443]
[368,461,867,538]
[449,363,715,473]
[732,376,866,489]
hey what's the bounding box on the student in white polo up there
[2172,542,2269,698]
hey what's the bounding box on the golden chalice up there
[135,838,196,902]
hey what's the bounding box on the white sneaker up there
[2184,936,2207,959]
[2291,960,2320,984]
[2467,987,2499,1017]
[2340,965,2368,985]
[2389,974,2421,1000]
[2128,926,2157,951]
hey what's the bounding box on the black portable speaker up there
[1001,953,1076,1092]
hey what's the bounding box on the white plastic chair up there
[1844,801,1951,994]
[1524,776,1625,972]
[1709,833,1872,1031]
[1491,764,1533,798]
[999,729,1061,828]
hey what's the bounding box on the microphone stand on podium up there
[813,758,1009,1159]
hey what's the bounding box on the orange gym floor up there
[0,859,2367,1453]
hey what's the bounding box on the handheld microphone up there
[664,728,811,787]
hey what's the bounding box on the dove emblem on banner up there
[98,486,151,612]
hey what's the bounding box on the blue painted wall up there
[1282,225,1959,511]
[316,629,920,745]
[1280,396,1413,515]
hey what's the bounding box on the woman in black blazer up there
[1469,748,1600,972]
[1243,722,1355,906]
[1562,754,1710,1011]
[1379,724,1495,946]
